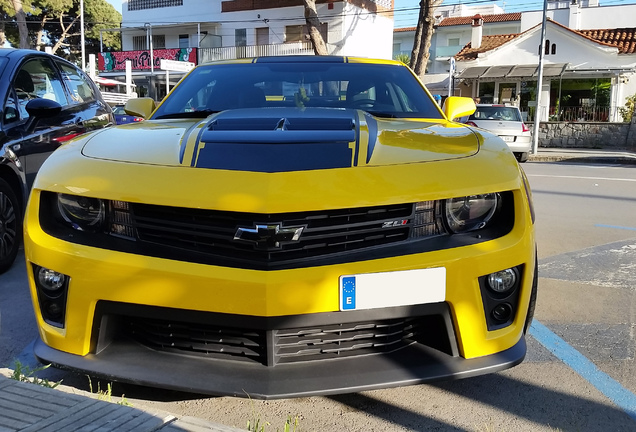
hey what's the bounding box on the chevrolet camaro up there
[25,56,537,399]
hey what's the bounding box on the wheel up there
[523,255,538,334]
[516,152,529,163]
[0,178,21,274]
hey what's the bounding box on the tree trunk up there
[11,0,29,48]
[302,0,328,55]
[0,20,6,47]
[410,0,442,77]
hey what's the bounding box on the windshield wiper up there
[154,110,220,120]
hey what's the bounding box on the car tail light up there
[133,117,144,122]
[465,121,478,127]
[521,123,529,132]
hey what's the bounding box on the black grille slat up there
[126,203,421,266]
[122,315,442,366]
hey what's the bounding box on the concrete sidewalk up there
[0,372,242,432]
[528,147,636,164]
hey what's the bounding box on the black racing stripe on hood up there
[192,108,358,173]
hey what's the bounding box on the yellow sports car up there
[25,56,536,399]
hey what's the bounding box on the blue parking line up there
[529,320,636,421]
[595,224,636,231]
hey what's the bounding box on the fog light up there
[492,303,513,322]
[38,268,66,293]
[487,268,517,293]
[46,301,64,318]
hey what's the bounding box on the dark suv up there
[0,48,114,273]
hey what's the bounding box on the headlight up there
[57,194,105,231]
[444,193,498,233]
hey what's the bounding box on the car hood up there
[81,108,479,171]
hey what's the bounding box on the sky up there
[105,0,636,28]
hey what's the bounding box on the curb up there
[0,371,243,432]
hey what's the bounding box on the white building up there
[394,0,636,121]
[101,0,394,99]
[454,17,636,122]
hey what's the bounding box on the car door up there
[4,55,79,190]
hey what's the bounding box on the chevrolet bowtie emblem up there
[234,223,304,249]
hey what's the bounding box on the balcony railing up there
[199,42,336,63]
[435,46,463,58]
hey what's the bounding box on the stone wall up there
[527,121,636,150]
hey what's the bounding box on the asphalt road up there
[1,160,635,431]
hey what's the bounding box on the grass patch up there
[87,376,132,407]
[9,360,61,389]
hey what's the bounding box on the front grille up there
[123,313,453,366]
[129,202,443,266]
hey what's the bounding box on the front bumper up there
[25,189,536,398]
[33,302,527,399]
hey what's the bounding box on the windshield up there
[152,61,443,120]
[469,106,522,122]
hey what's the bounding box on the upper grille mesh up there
[126,202,442,267]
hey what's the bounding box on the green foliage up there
[619,93,636,123]
[394,53,411,66]
[9,360,62,389]
[0,0,121,59]
[87,376,132,406]
[247,416,300,432]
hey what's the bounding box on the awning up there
[456,66,491,79]
[456,63,568,79]
[94,76,128,86]
[419,74,450,91]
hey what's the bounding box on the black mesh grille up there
[124,315,449,366]
[128,202,437,266]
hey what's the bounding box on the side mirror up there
[24,98,63,132]
[443,96,476,122]
[124,97,156,119]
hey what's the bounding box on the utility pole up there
[532,0,548,155]
[81,0,86,70]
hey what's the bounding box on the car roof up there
[0,47,73,64]
[201,55,403,67]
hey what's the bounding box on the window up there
[551,43,557,55]
[235,29,247,47]
[448,37,460,47]
[8,58,68,123]
[128,0,183,11]
[57,62,96,104]
[133,36,146,51]
[285,24,328,43]
[153,35,166,49]
[132,34,165,50]
[179,34,190,49]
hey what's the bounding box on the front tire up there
[0,178,21,274]
[523,256,538,334]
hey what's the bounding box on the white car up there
[465,104,531,162]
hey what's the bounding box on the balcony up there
[198,42,336,63]
[435,45,463,59]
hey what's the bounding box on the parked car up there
[112,104,143,124]
[0,48,114,273]
[25,56,537,399]
[465,104,532,162]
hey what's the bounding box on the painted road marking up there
[530,320,636,422]
[528,174,636,182]
[596,224,636,231]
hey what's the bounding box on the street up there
[1,160,635,431]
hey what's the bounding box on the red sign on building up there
[99,48,197,72]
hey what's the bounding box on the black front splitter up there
[33,337,526,400]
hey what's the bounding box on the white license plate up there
[501,136,514,142]
[339,268,446,311]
